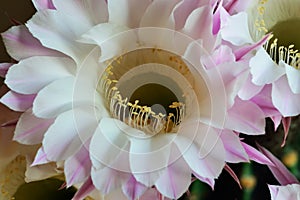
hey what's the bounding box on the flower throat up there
[99,49,190,135]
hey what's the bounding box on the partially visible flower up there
[221,0,300,118]
[268,184,300,200]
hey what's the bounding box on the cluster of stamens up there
[100,52,186,135]
[254,0,300,69]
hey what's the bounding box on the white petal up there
[129,134,173,174]
[5,56,75,95]
[43,107,98,161]
[272,76,300,117]
[26,10,93,64]
[108,0,152,28]
[14,109,54,145]
[250,48,285,85]
[155,157,191,199]
[140,0,181,28]
[284,61,300,94]
[221,12,254,45]
[32,0,55,10]
[32,77,74,118]
[90,118,129,170]
[53,0,108,25]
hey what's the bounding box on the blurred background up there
[0,1,299,199]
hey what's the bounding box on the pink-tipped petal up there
[234,34,270,61]
[192,171,215,189]
[122,176,148,200]
[272,76,300,117]
[271,115,282,131]
[1,91,35,112]
[257,144,299,185]
[65,143,92,187]
[14,109,54,145]
[91,167,130,195]
[0,63,12,78]
[238,72,264,100]
[225,164,242,189]
[1,25,61,60]
[220,130,249,163]
[281,117,291,147]
[31,147,50,166]
[32,0,55,10]
[155,155,191,199]
[5,56,75,95]
[226,98,266,135]
[72,177,95,200]
[242,143,274,166]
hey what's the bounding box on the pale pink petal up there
[31,147,50,166]
[249,85,279,117]
[108,0,152,28]
[226,98,266,135]
[238,72,264,100]
[257,144,299,185]
[234,34,270,61]
[272,76,300,117]
[250,48,285,85]
[224,0,251,14]
[181,5,215,51]
[140,0,181,28]
[271,115,282,131]
[26,10,93,64]
[1,25,62,60]
[32,0,55,10]
[65,143,92,187]
[32,77,74,118]
[155,155,191,199]
[221,12,253,45]
[53,0,108,25]
[91,167,130,195]
[284,61,300,94]
[0,91,35,112]
[43,107,98,161]
[89,118,129,170]
[220,130,249,163]
[172,0,208,30]
[72,177,95,200]
[122,176,148,200]
[5,56,75,95]
[212,1,222,35]
[0,63,12,78]
[241,143,274,166]
[281,117,291,147]
[14,109,54,145]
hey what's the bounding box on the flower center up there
[254,0,300,69]
[99,48,194,135]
